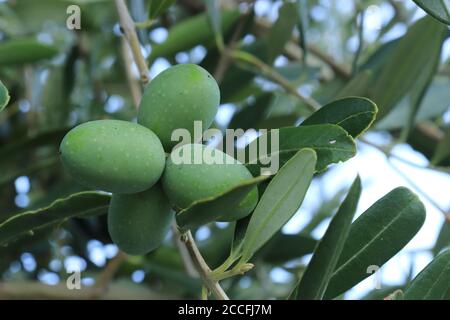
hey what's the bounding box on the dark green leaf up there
[0,80,10,112]
[433,221,450,256]
[301,97,378,138]
[230,215,252,259]
[245,124,356,174]
[148,11,240,63]
[240,148,316,262]
[0,192,110,246]
[294,176,361,300]
[369,16,447,120]
[0,38,58,65]
[403,249,450,300]
[204,0,224,49]
[266,1,298,63]
[176,176,268,231]
[324,187,426,299]
[413,0,450,25]
[148,0,175,19]
[228,92,274,131]
[258,233,318,263]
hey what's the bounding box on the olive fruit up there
[108,184,173,255]
[162,143,258,221]
[138,64,220,150]
[60,119,165,194]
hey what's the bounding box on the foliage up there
[0,0,449,300]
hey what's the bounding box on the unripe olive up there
[138,64,220,150]
[108,185,174,255]
[60,120,165,194]
[162,144,258,221]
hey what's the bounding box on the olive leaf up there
[148,0,175,20]
[412,0,450,25]
[0,38,59,65]
[148,10,240,63]
[240,148,317,263]
[301,97,378,138]
[324,187,426,299]
[403,249,450,300]
[0,80,10,112]
[176,175,269,231]
[293,176,361,300]
[245,124,355,174]
[369,16,447,120]
[0,191,110,246]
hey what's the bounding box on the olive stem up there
[171,222,199,277]
[230,49,321,113]
[89,251,127,299]
[114,0,150,84]
[210,263,254,282]
[182,230,230,300]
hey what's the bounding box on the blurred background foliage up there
[0,0,449,299]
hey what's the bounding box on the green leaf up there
[228,92,274,131]
[431,125,450,165]
[413,0,450,25]
[176,176,268,231]
[301,97,378,138]
[148,10,240,63]
[240,148,317,262]
[258,233,318,264]
[245,124,356,174]
[369,16,447,120]
[148,0,175,19]
[324,187,426,299]
[229,215,252,260]
[0,192,110,246]
[266,1,298,63]
[293,176,361,300]
[0,38,58,65]
[296,0,308,63]
[433,221,450,256]
[403,249,450,300]
[0,80,10,112]
[204,0,224,49]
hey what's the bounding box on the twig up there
[120,38,142,109]
[231,50,321,112]
[181,230,230,300]
[352,8,365,75]
[89,251,127,299]
[360,137,450,175]
[115,0,150,84]
[171,222,198,277]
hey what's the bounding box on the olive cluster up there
[60,64,258,255]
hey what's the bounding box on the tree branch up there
[181,230,230,300]
[115,0,150,84]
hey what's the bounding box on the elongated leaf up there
[301,97,378,138]
[0,80,10,112]
[403,249,450,300]
[176,176,268,231]
[294,176,361,300]
[230,215,252,259]
[413,0,450,25]
[204,0,224,49]
[0,38,58,65]
[149,0,175,19]
[228,92,274,131]
[266,1,298,63]
[0,192,110,246]
[296,0,308,63]
[0,128,67,164]
[240,149,316,262]
[258,233,318,263]
[369,16,446,120]
[148,11,240,63]
[433,221,450,256]
[324,187,426,299]
[245,124,355,174]
[431,125,450,165]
